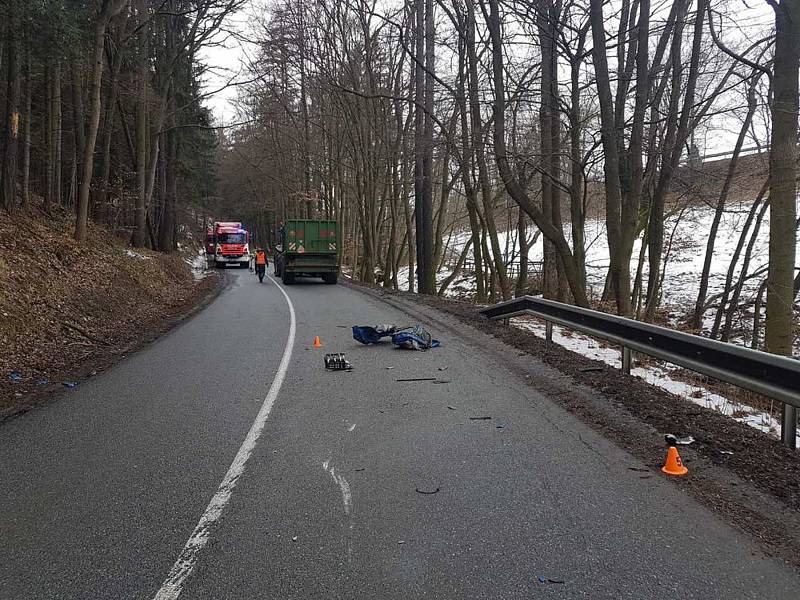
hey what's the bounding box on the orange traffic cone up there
[313,336,323,348]
[662,446,688,476]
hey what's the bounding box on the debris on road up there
[355,468,366,472]
[392,325,440,350]
[665,433,695,446]
[353,323,441,350]
[627,467,649,473]
[324,353,353,371]
[396,377,436,382]
[720,450,734,455]
[415,487,440,495]
[438,366,449,371]
[537,576,565,584]
[433,379,451,384]
[292,536,298,542]
[36,378,49,386]
[469,416,492,420]
[447,405,457,410]
[352,324,407,345]
[8,371,23,382]
[61,381,78,388]
[398,540,405,545]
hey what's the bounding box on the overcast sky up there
[197,4,260,123]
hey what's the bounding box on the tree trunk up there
[21,41,31,209]
[1,22,21,212]
[134,0,149,247]
[766,0,799,368]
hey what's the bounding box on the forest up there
[1,0,798,359]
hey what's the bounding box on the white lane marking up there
[153,275,296,600]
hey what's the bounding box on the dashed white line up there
[153,275,296,600]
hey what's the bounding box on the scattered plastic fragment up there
[355,468,366,472]
[415,487,440,494]
[447,406,457,410]
[438,366,449,371]
[496,424,505,429]
[386,366,395,370]
[469,416,492,420]
[720,450,734,455]
[292,536,298,542]
[666,433,694,446]
[537,576,564,584]
[36,378,50,386]
[8,371,23,382]
[396,377,436,382]
[62,381,78,388]
[324,353,353,371]
[398,540,405,545]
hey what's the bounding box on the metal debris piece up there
[415,487,440,495]
[324,353,353,371]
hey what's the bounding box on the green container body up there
[281,219,339,275]
[283,220,339,254]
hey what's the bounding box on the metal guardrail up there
[480,296,800,448]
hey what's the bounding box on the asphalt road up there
[1,269,798,599]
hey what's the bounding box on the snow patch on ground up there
[184,248,212,281]
[510,315,796,448]
[125,249,151,260]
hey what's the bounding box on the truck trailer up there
[274,219,339,284]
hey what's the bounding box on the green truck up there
[274,219,340,285]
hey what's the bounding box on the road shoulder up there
[346,280,800,572]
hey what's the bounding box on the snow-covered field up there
[395,203,798,446]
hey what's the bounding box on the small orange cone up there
[313,336,323,348]
[662,446,688,476]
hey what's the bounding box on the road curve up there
[1,269,797,599]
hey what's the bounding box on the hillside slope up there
[0,208,220,420]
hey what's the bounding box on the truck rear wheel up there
[322,273,338,285]
[282,272,295,285]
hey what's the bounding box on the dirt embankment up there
[0,208,221,421]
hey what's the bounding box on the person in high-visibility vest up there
[254,248,268,283]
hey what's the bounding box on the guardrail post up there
[622,346,632,374]
[545,321,553,342]
[782,404,797,448]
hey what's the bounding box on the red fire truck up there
[206,221,250,269]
